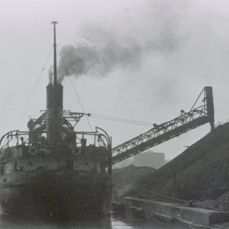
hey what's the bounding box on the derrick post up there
[204,86,214,131]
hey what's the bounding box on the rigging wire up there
[56,49,152,128]
[68,77,93,131]
[90,113,153,126]
[189,88,204,112]
[15,48,53,130]
[57,49,93,131]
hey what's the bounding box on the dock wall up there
[120,197,229,225]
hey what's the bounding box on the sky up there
[0,0,229,160]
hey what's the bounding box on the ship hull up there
[0,170,112,220]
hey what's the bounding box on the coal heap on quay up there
[118,123,229,211]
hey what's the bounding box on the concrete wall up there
[121,197,229,225]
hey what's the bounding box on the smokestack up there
[46,83,63,143]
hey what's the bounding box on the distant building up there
[133,150,165,169]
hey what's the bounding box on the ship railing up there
[0,130,29,150]
[73,130,111,150]
[0,128,112,156]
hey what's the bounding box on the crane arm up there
[112,86,214,164]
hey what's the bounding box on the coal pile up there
[115,123,229,208]
[133,123,229,202]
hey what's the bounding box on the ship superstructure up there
[0,22,112,219]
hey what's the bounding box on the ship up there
[0,22,112,220]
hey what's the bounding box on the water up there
[0,214,187,229]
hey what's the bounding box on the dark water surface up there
[0,214,187,229]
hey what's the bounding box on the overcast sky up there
[0,0,229,160]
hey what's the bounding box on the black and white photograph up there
[0,0,229,228]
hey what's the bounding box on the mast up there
[52,21,58,143]
[52,21,58,92]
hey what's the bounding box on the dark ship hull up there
[0,170,111,219]
[0,131,112,220]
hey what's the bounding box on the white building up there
[133,150,165,169]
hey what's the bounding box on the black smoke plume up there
[54,0,192,83]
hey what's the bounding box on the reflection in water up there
[0,213,187,229]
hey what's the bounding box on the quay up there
[113,197,229,228]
